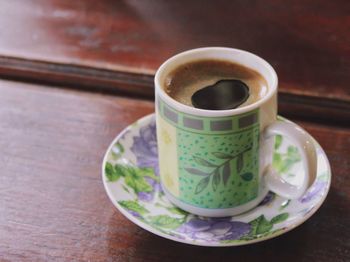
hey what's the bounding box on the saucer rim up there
[102,113,331,247]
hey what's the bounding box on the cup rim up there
[155,47,278,117]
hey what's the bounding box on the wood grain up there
[0,0,349,114]
[0,80,349,261]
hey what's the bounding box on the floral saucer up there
[102,114,331,247]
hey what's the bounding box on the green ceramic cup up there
[155,47,317,217]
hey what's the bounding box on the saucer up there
[102,114,331,247]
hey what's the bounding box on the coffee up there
[164,59,268,109]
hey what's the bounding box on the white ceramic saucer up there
[102,114,331,247]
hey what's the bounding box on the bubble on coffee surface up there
[191,79,250,110]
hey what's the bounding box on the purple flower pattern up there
[130,121,161,201]
[137,177,162,202]
[177,218,251,241]
[131,121,158,174]
[128,210,142,218]
[300,180,327,203]
[259,192,275,206]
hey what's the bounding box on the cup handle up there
[263,121,317,199]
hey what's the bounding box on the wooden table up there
[0,1,349,261]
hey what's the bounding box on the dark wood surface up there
[0,80,349,261]
[0,0,349,120]
[1,1,349,260]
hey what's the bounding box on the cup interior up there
[155,47,278,117]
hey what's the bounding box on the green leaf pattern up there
[240,172,253,181]
[212,170,220,191]
[148,215,184,230]
[271,213,289,224]
[236,153,243,173]
[118,200,149,215]
[105,162,122,182]
[195,176,210,194]
[193,156,217,167]
[274,135,282,150]
[222,162,231,185]
[107,163,159,194]
[212,152,233,159]
[242,213,289,240]
[186,146,253,194]
[184,167,209,176]
[273,144,301,174]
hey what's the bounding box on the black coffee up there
[164,59,268,110]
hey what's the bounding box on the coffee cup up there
[155,47,317,217]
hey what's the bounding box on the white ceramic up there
[102,114,331,247]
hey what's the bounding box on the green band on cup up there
[158,96,259,134]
